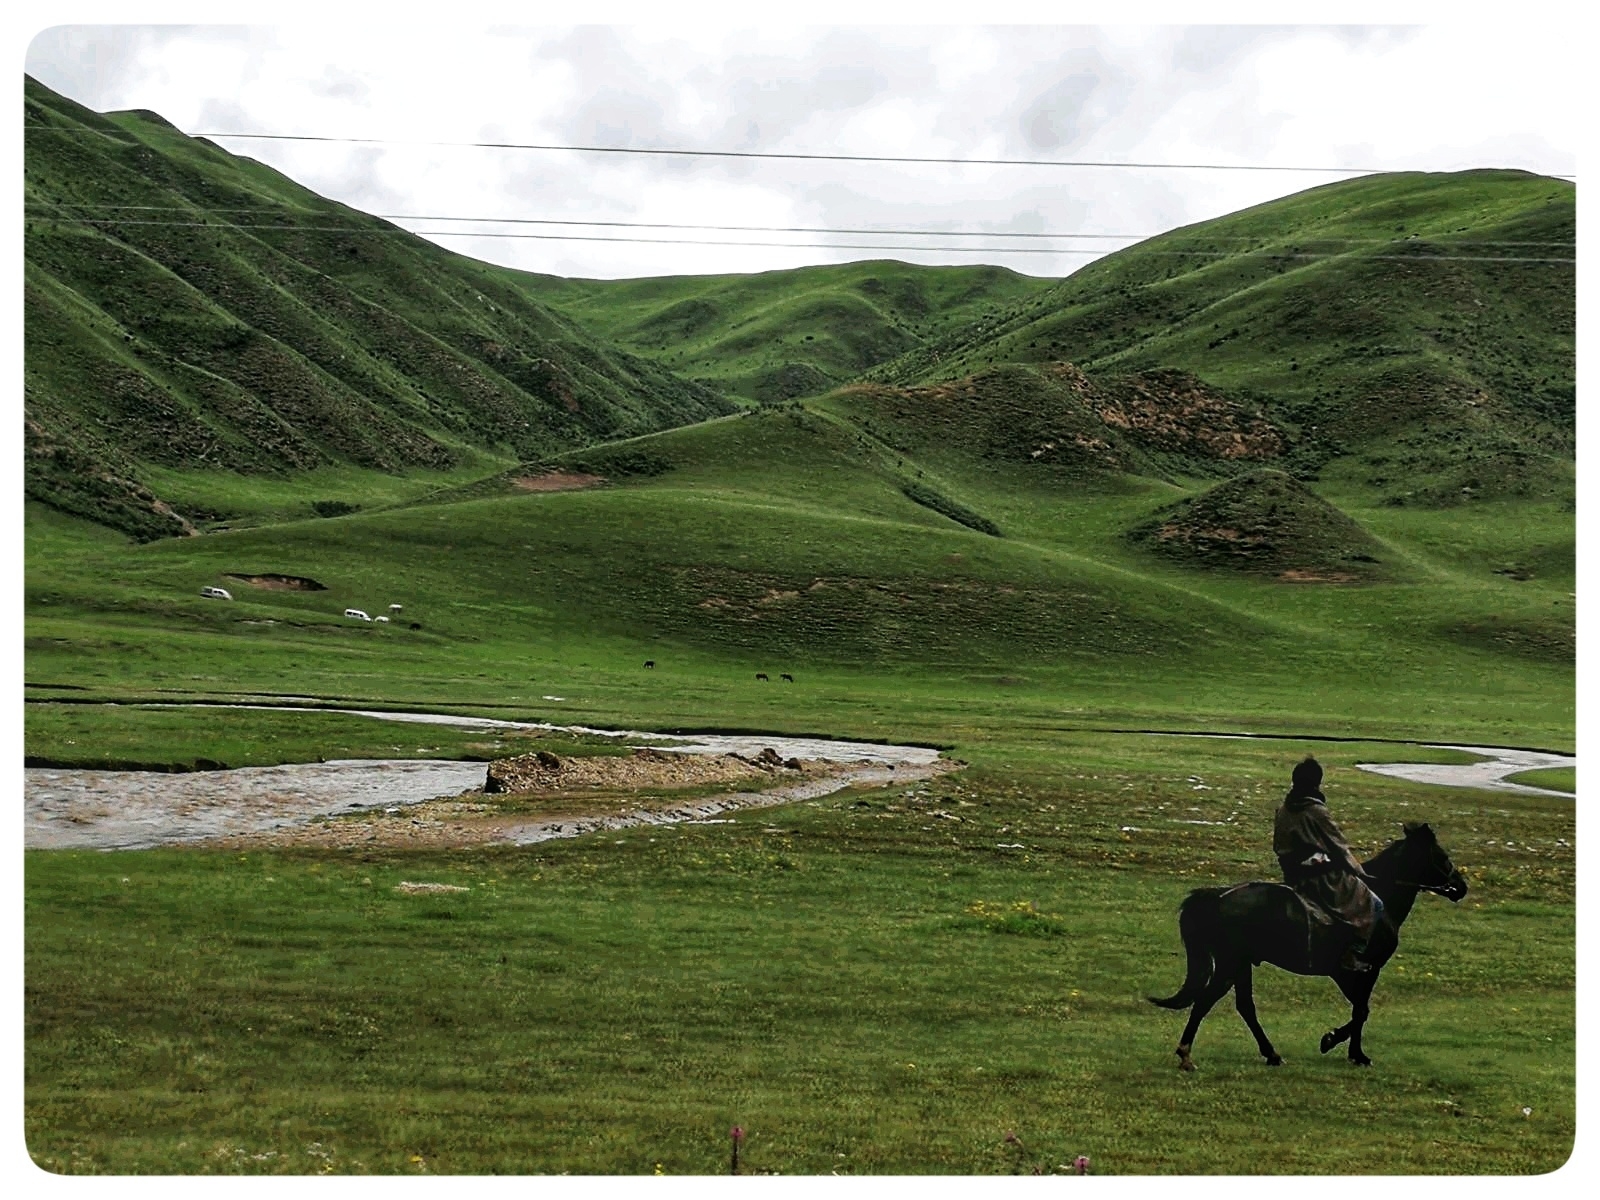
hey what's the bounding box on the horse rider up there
[1273,756,1384,973]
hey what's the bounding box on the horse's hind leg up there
[1233,965,1282,1066]
[1175,960,1239,1071]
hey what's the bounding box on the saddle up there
[1237,881,1353,972]
[1292,890,1365,972]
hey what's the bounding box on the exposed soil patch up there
[225,573,327,591]
[1277,568,1360,583]
[1079,366,1286,461]
[839,362,1286,477]
[484,746,798,793]
[198,753,952,851]
[511,472,605,492]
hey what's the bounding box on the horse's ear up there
[1403,821,1434,839]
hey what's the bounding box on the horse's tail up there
[1148,887,1225,1009]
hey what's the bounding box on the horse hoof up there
[1350,1055,1372,1068]
[1319,1032,1338,1054]
[1179,1059,1196,1072]
[1265,1055,1283,1067]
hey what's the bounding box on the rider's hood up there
[1282,790,1327,810]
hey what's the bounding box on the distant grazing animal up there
[781,673,794,682]
[755,673,769,681]
[1150,823,1466,1070]
[644,660,655,669]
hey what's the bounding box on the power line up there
[26,214,1576,263]
[26,123,1578,179]
[29,203,1145,242]
[25,203,1576,248]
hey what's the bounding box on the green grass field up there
[25,733,1574,1174]
[1503,768,1575,794]
[23,317,1574,1175]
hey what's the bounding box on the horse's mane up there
[1361,836,1407,879]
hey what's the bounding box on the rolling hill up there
[863,170,1574,506]
[22,80,1574,747]
[524,260,1050,403]
[24,76,735,539]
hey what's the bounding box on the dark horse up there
[1150,822,1467,1070]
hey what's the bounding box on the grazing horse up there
[1150,823,1467,1070]
[644,660,655,669]
[755,673,769,681]
[781,673,794,682]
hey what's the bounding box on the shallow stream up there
[24,705,943,850]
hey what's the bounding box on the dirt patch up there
[511,472,605,492]
[485,746,801,793]
[1277,568,1360,583]
[1054,365,1286,461]
[201,756,956,851]
[225,573,327,591]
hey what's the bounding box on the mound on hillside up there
[1128,470,1392,581]
[834,362,1288,479]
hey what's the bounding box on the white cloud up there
[22,21,1577,280]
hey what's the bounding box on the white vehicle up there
[200,586,233,601]
[374,615,390,623]
[344,608,372,621]
[389,603,403,613]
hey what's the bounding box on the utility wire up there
[25,204,1576,248]
[25,123,1579,179]
[26,214,1576,263]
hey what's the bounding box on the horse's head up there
[1400,822,1468,902]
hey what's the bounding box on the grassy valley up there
[22,80,1575,1176]
[525,260,1049,403]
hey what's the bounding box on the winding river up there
[23,704,1571,851]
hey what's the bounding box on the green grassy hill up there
[867,170,1573,505]
[22,79,1573,745]
[24,388,1574,746]
[24,77,735,539]
[523,260,1049,403]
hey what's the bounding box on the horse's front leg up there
[1233,965,1282,1065]
[1323,971,1377,1066]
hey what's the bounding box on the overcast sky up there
[21,7,1582,282]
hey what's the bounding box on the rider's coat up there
[1273,789,1383,939]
